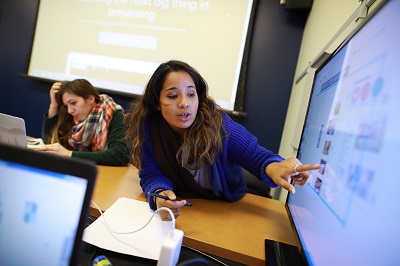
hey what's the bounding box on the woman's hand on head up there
[265,158,320,193]
[155,190,187,221]
[36,143,73,158]
[48,82,63,118]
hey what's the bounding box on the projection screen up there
[26,0,256,111]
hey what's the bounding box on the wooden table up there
[91,165,297,265]
[89,165,142,216]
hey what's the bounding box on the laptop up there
[0,142,97,265]
[0,113,45,149]
[0,113,28,148]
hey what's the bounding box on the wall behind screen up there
[0,0,307,155]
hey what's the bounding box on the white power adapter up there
[157,228,184,266]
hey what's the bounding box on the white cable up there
[182,245,229,266]
[90,200,175,247]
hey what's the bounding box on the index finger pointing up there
[296,164,320,173]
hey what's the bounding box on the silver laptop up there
[0,142,97,265]
[0,113,28,148]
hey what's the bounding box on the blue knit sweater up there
[140,112,284,209]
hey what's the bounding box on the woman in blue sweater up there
[125,60,319,220]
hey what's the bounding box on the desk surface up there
[91,165,297,266]
[90,165,142,216]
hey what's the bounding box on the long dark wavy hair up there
[49,79,100,147]
[125,60,224,170]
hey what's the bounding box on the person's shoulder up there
[109,109,125,126]
[113,109,124,118]
[219,110,235,124]
[219,110,250,135]
[218,110,228,118]
[114,108,124,114]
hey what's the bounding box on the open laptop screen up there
[0,143,97,265]
[286,0,400,265]
[0,113,28,148]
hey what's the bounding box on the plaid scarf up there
[68,94,122,151]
